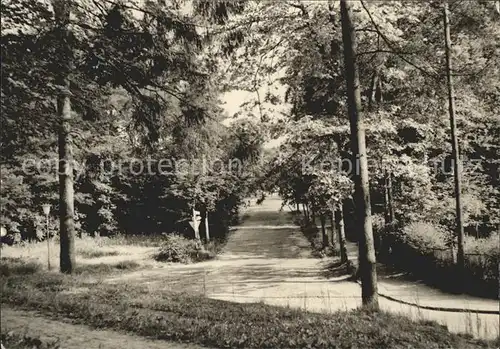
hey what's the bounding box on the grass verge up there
[0,257,141,278]
[1,260,497,349]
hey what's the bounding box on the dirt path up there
[0,307,206,349]
[7,196,495,342]
[106,195,499,340]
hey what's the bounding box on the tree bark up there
[368,71,379,111]
[340,0,379,309]
[444,2,465,272]
[384,170,395,224]
[320,214,328,248]
[330,209,336,249]
[53,0,75,274]
[336,206,348,263]
[387,172,394,223]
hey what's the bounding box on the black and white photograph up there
[1,1,499,348]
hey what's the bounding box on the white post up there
[205,212,210,242]
[42,204,51,271]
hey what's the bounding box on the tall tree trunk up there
[340,0,378,309]
[368,71,379,111]
[330,209,336,249]
[387,172,395,223]
[320,214,328,248]
[375,74,383,104]
[54,0,75,274]
[444,2,465,273]
[303,203,309,221]
[336,206,348,263]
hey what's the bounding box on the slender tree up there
[336,205,348,263]
[339,0,378,309]
[443,1,465,272]
[329,208,336,249]
[53,0,75,273]
[320,213,328,248]
[384,170,395,224]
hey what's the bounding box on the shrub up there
[1,232,21,246]
[400,221,448,251]
[464,233,500,285]
[371,213,386,233]
[379,222,499,298]
[464,233,500,256]
[154,234,214,263]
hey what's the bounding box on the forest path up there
[107,195,499,339]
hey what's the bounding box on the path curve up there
[107,195,499,340]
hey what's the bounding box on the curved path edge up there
[354,280,500,315]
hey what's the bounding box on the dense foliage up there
[208,0,499,292]
[1,0,264,243]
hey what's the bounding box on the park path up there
[0,307,206,349]
[106,195,499,340]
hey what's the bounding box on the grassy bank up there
[1,260,497,349]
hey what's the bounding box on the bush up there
[371,214,386,233]
[379,222,499,298]
[464,233,500,286]
[465,233,500,256]
[1,232,21,246]
[400,222,449,251]
[154,234,214,263]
